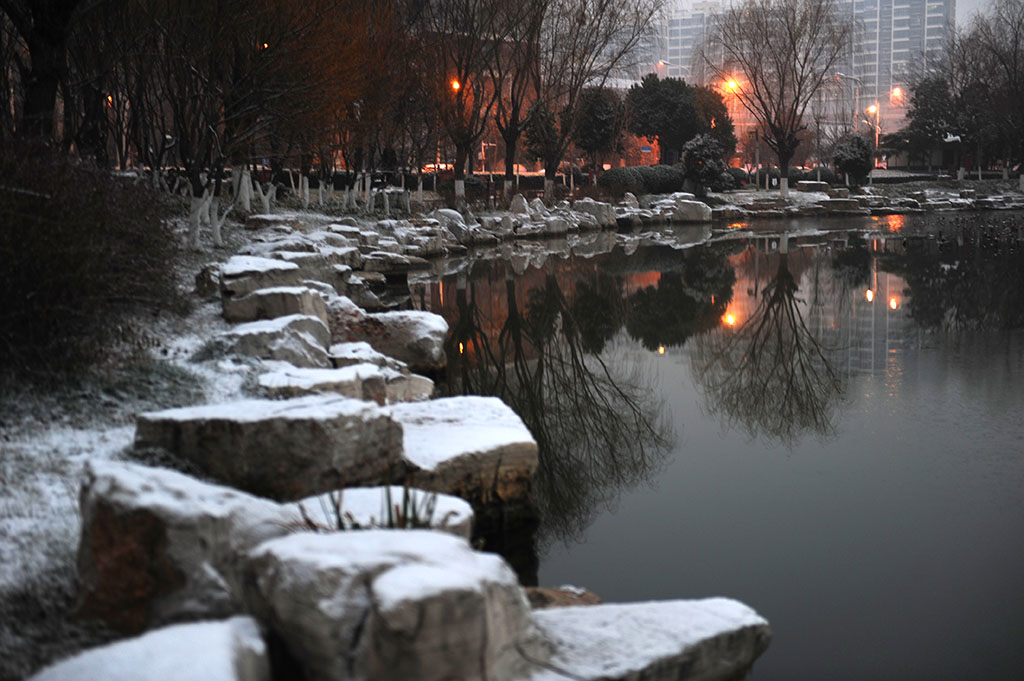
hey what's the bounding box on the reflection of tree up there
[692,253,844,446]
[625,246,736,350]
[444,270,672,551]
[885,229,1024,331]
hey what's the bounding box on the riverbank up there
[1,194,776,681]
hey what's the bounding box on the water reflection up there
[692,242,845,446]
[420,260,675,554]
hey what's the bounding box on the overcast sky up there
[957,0,990,26]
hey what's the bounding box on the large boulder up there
[509,193,530,215]
[76,461,475,632]
[76,461,294,631]
[219,255,301,299]
[257,362,433,404]
[329,298,448,373]
[572,197,617,228]
[215,314,331,368]
[243,530,548,681]
[390,396,538,505]
[134,395,403,500]
[221,286,328,326]
[671,199,713,223]
[273,246,362,281]
[530,599,771,681]
[28,617,269,681]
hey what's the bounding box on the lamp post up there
[865,103,880,184]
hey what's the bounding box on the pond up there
[409,212,1024,680]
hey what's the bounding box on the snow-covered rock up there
[215,314,331,368]
[28,617,269,681]
[671,199,713,223]
[390,396,538,505]
[273,247,362,281]
[221,286,328,326]
[529,197,547,216]
[509,193,531,215]
[257,362,433,404]
[329,300,448,373]
[622,192,640,209]
[134,395,403,500]
[529,599,771,681]
[571,197,617,228]
[219,256,301,299]
[243,530,547,681]
[76,461,294,631]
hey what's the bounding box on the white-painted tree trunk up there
[417,176,424,205]
[544,177,554,201]
[455,179,466,200]
[199,187,213,227]
[779,176,789,199]
[231,167,242,201]
[288,170,296,193]
[1019,174,1024,192]
[318,180,325,206]
[402,190,411,214]
[188,195,204,251]
[382,190,390,216]
[238,168,252,213]
[300,176,310,209]
[1002,165,1009,180]
[367,190,376,214]
[208,195,232,248]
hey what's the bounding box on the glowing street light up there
[726,78,738,92]
[450,78,461,92]
[658,345,666,355]
[865,289,875,302]
[889,297,899,310]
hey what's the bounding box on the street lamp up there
[866,103,880,149]
[450,78,461,92]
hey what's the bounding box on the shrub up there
[597,166,644,197]
[638,165,686,194]
[805,166,837,184]
[833,134,874,185]
[787,167,806,183]
[0,141,187,375]
[726,167,749,186]
[682,134,729,196]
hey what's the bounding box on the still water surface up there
[414,214,1024,680]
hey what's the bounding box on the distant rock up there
[526,586,603,609]
[221,286,328,326]
[672,199,713,223]
[219,255,300,299]
[329,298,448,373]
[257,362,433,404]
[215,314,331,368]
[572,197,618,229]
[622,192,640,209]
[509,193,530,215]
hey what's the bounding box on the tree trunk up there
[239,167,252,212]
[188,193,204,251]
[454,143,469,200]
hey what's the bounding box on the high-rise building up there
[658,0,957,132]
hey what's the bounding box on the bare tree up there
[702,0,853,197]
[530,0,665,200]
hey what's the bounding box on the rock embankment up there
[31,208,772,681]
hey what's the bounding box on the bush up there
[640,165,686,194]
[787,167,805,183]
[726,167,749,186]
[597,166,644,196]
[833,135,874,185]
[682,134,729,196]
[805,166,837,184]
[0,141,187,375]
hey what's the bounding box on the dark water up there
[412,213,1024,681]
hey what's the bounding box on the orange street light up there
[450,78,461,92]
[726,79,738,91]
[658,345,666,355]
[865,289,875,302]
[866,103,877,115]
[889,297,899,310]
